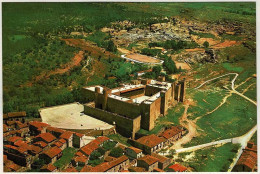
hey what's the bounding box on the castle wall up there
[81,88,95,103]
[120,88,145,99]
[106,97,141,119]
[145,85,162,96]
[84,104,141,138]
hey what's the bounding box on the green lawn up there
[185,94,256,147]
[107,134,130,146]
[176,143,240,172]
[54,147,78,169]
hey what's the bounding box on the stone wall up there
[145,85,162,96]
[81,88,95,103]
[84,104,141,138]
[120,88,145,99]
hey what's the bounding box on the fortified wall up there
[82,78,185,139]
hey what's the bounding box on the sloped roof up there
[29,121,49,129]
[43,146,62,158]
[60,131,73,140]
[41,163,57,172]
[237,150,257,170]
[128,166,146,172]
[8,136,23,143]
[159,126,182,139]
[33,141,48,148]
[63,166,77,172]
[127,146,142,154]
[168,163,187,172]
[35,133,56,143]
[138,155,159,165]
[136,134,164,148]
[151,152,169,163]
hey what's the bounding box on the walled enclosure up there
[82,79,185,139]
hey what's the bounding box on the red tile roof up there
[81,165,93,172]
[75,151,85,157]
[3,124,8,133]
[43,146,62,158]
[90,156,129,172]
[136,134,165,148]
[128,166,146,172]
[74,156,88,163]
[95,136,110,144]
[60,131,73,140]
[151,153,169,163]
[6,163,21,171]
[7,111,26,118]
[14,140,28,147]
[7,121,16,126]
[237,150,257,170]
[59,139,66,144]
[4,155,8,161]
[46,127,65,134]
[41,163,57,172]
[168,163,187,172]
[160,126,182,139]
[74,132,84,138]
[30,145,43,154]
[104,156,117,162]
[153,168,164,172]
[127,146,142,154]
[63,166,77,172]
[33,141,48,148]
[138,155,159,165]
[35,133,56,143]
[8,136,23,143]
[29,121,49,129]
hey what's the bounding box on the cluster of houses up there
[3,111,189,172]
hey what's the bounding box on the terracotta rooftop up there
[35,132,56,143]
[8,136,23,143]
[7,121,16,126]
[81,165,93,172]
[128,166,146,172]
[74,156,88,163]
[43,146,62,158]
[60,131,73,140]
[30,145,43,154]
[41,163,57,172]
[14,140,28,147]
[33,141,48,148]
[29,121,49,129]
[104,156,117,162]
[6,111,26,118]
[138,155,159,165]
[80,140,99,156]
[75,151,85,157]
[3,124,8,133]
[237,150,257,170]
[168,163,187,172]
[63,166,78,172]
[136,134,165,148]
[160,126,182,139]
[47,126,65,134]
[95,136,110,143]
[153,168,164,172]
[6,162,21,171]
[127,146,143,154]
[151,152,169,163]
[74,132,84,138]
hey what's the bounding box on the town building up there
[3,111,26,124]
[125,146,143,159]
[39,146,62,164]
[151,152,171,169]
[137,155,159,172]
[159,126,186,145]
[131,134,166,154]
[168,163,188,172]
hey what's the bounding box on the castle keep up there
[82,78,185,139]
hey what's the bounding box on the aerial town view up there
[2,1,257,172]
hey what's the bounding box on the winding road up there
[161,72,257,172]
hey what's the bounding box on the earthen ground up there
[125,53,161,63]
[39,103,114,130]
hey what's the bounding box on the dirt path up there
[170,99,197,149]
[242,83,256,94]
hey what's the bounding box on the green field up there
[54,147,78,169]
[176,143,240,172]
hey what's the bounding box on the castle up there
[82,78,185,139]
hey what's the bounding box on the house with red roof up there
[40,163,57,172]
[233,142,257,172]
[46,126,65,138]
[90,155,129,172]
[73,132,85,148]
[40,146,62,164]
[63,166,78,172]
[151,153,171,169]
[7,136,23,145]
[133,134,166,154]
[52,138,67,150]
[29,121,49,135]
[60,131,73,147]
[125,146,143,159]
[4,144,31,167]
[159,126,186,145]
[3,111,26,124]
[137,155,159,172]
[128,166,146,172]
[33,132,56,144]
[33,141,48,149]
[71,155,89,167]
[168,163,188,172]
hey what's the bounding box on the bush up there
[103,141,117,151]
[90,151,102,160]
[109,147,123,158]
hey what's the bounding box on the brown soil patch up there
[117,47,131,54]
[185,48,205,53]
[125,53,161,63]
[196,38,221,46]
[211,40,241,49]
[175,61,191,70]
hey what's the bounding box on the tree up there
[90,151,102,160]
[169,149,176,156]
[103,141,117,151]
[152,65,162,77]
[107,40,117,53]
[203,41,209,48]
[160,148,167,155]
[109,147,123,158]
